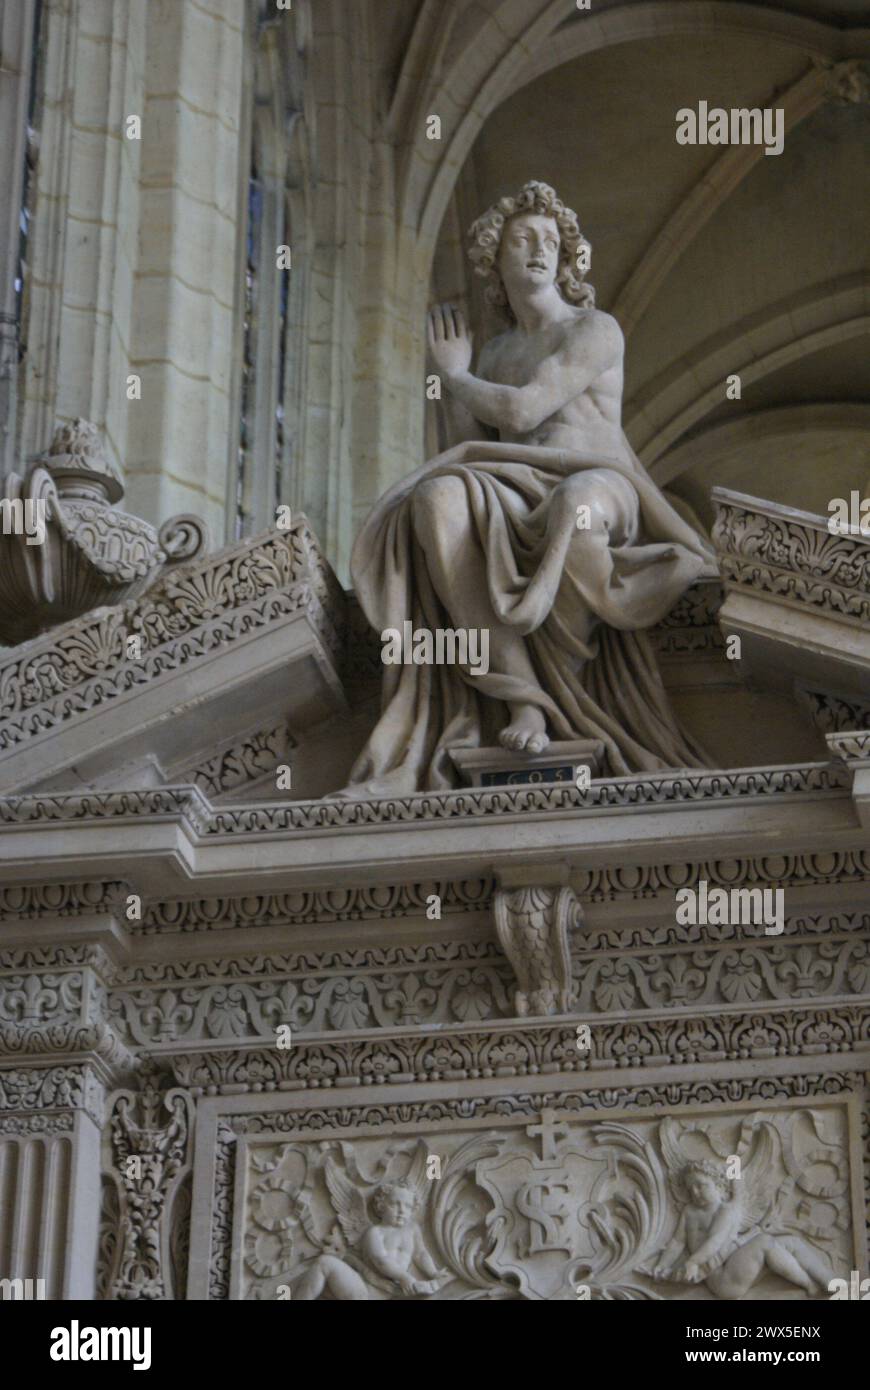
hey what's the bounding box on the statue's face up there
[497,213,560,299]
[687,1171,720,1207]
[380,1188,416,1227]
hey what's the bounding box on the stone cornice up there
[216,1071,868,1140]
[0,761,849,831]
[0,761,864,896]
[2,846,868,938]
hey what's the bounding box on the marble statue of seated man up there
[332,181,716,799]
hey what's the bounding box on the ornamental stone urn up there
[0,419,206,645]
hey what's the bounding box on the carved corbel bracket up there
[493,884,579,1017]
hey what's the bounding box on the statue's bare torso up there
[478,309,628,459]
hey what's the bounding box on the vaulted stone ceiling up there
[432,2,869,530]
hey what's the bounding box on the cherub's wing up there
[404,1139,431,1211]
[324,1156,369,1245]
[658,1118,688,1203]
[737,1121,782,1232]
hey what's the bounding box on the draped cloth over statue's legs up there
[341,437,715,795]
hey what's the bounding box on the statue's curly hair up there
[677,1159,732,1201]
[467,180,595,319]
[370,1179,417,1219]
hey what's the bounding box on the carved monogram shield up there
[475,1113,599,1300]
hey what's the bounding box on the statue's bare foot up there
[499,704,549,755]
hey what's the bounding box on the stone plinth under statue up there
[449,738,604,787]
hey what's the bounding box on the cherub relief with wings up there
[294,1141,451,1300]
[652,1117,833,1298]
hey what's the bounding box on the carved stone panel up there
[229,1097,863,1301]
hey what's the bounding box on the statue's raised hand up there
[427,304,473,378]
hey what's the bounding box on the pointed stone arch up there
[398,0,848,256]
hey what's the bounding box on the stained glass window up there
[235,168,263,540]
[274,197,291,516]
[12,1,43,370]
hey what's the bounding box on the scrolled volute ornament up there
[158,513,210,563]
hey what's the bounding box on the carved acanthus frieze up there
[570,933,870,1014]
[0,1062,106,1127]
[166,1000,870,1097]
[0,913,814,1048]
[3,889,869,1056]
[712,490,870,626]
[108,958,514,1044]
[4,905,867,1053]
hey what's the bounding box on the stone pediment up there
[0,517,347,795]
